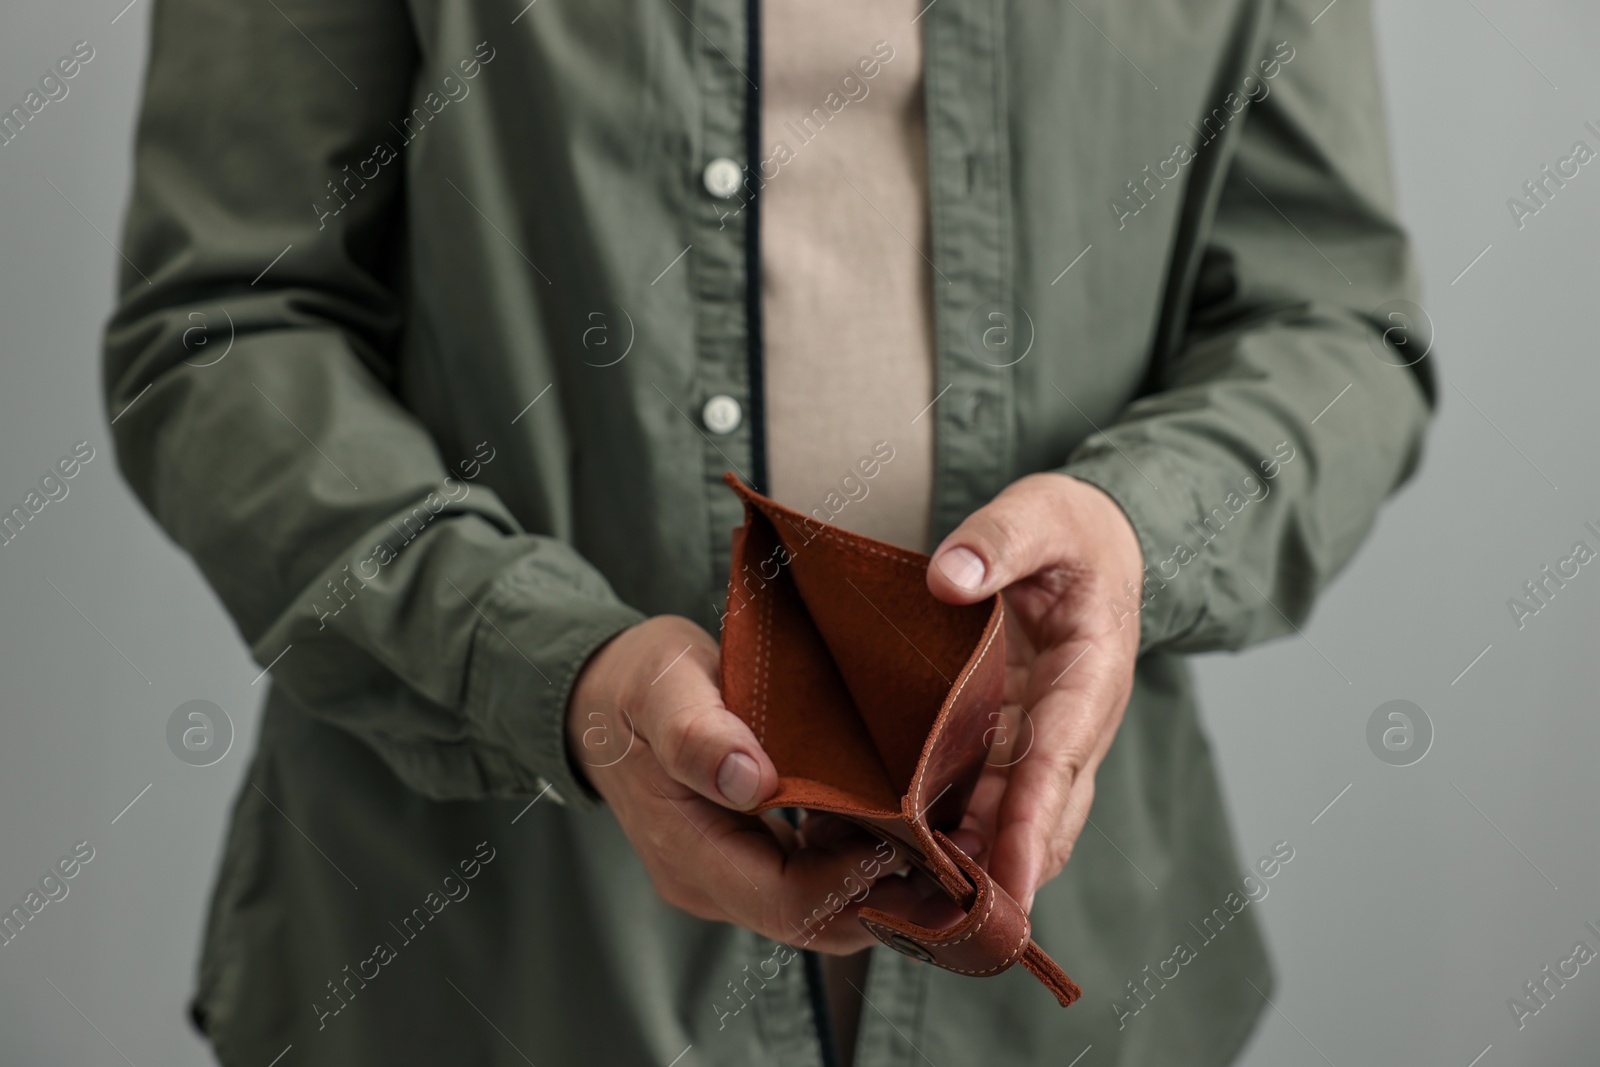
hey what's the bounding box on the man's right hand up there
[565,615,899,954]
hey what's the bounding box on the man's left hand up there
[925,473,1144,912]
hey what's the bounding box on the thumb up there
[576,618,782,813]
[652,700,781,812]
[633,643,781,812]
[926,478,1062,604]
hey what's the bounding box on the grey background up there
[0,2,1594,1065]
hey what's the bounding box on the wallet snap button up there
[884,933,935,964]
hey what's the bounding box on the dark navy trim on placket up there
[743,0,769,496]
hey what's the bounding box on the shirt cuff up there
[462,557,646,812]
[1058,443,1207,654]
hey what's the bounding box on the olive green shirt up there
[104,1,1431,1065]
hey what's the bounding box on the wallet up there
[719,474,1081,1007]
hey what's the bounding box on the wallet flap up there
[859,830,1029,976]
[723,484,901,813]
[722,475,992,809]
[859,831,1082,1008]
[902,601,1004,839]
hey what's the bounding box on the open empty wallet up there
[718,474,1082,1007]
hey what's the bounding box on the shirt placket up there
[686,0,1011,1062]
[689,2,833,1064]
[923,0,1014,546]
[854,3,1010,1064]
[690,0,765,600]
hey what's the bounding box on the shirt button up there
[702,394,742,434]
[959,392,983,428]
[702,157,744,199]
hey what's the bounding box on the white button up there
[702,157,744,198]
[702,394,742,434]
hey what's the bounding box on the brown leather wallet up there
[719,474,1081,1007]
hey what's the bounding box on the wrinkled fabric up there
[104,1,1431,1064]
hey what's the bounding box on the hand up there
[567,615,903,952]
[925,473,1144,911]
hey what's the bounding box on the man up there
[104,1,1431,1064]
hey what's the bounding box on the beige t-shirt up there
[760,0,935,553]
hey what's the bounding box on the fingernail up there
[935,546,986,592]
[716,752,761,809]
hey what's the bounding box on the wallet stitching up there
[812,527,925,569]
[756,588,772,744]
[947,925,1030,976]
[861,909,1028,977]
[925,880,995,948]
[743,486,924,570]
[911,619,1001,818]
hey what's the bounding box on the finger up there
[759,826,907,953]
[982,702,1033,771]
[925,476,1068,604]
[858,870,967,933]
[987,650,1125,908]
[990,767,1099,913]
[627,643,781,812]
[1005,664,1029,707]
[1003,599,1037,706]
[796,811,860,850]
[762,810,801,850]
[797,814,905,872]
[985,766,1064,911]
[1004,600,1036,663]
[813,829,988,949]
[944,827,987,866]
[960,761,1010,856]
[640,778,905,953]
